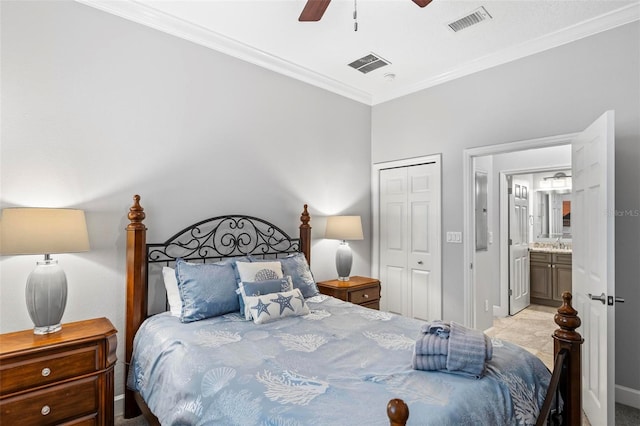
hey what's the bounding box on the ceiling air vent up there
[448,6,492,32]
[348,53,390,74]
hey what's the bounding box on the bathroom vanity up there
[530,248,572,307]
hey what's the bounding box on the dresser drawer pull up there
[363,294,369,299]
[41,367,51,377]
[41,405,51,416]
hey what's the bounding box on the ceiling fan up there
[299,0,433,22]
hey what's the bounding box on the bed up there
[123,195,584,425]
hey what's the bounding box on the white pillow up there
[235,261,283,282]
[243,288,310,324]
[162,266,183,317]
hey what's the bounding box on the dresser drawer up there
[348,287,380,305]
[0,375,98,425]
[0,344,98,395]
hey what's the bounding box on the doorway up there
[463,134,576,329]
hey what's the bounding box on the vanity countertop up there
[529,244,572,254]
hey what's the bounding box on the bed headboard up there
[124,194,312,418]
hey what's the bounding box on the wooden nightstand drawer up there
[317,276,381,310]
[1,375,98,425]
[348,287,380,305]
[0,318,117,426]
[1,344,98,394]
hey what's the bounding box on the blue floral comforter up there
[127,295,551,425]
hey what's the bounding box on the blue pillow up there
[237,277,293,320]
[279,253,319,298]
[175,258,240,323]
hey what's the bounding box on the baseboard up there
[115,393,125,417]
[616,384,640,409]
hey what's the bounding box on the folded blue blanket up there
[420,320,451,338]
[446,322,492,377]
[412,321,492,378]
[414,332,449,356]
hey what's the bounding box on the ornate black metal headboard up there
[146,215,302,264]
[124,196,312,419]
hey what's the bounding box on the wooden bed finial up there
[127,194,146,229]
[554,291,582,342]
[299,204,312,265]
[387,399,409,426]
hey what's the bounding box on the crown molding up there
[77,1,638,107]
[75,0,373,105]
[372,3,640,105]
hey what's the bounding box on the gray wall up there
[0,0,372,401]
[372,22,640,392]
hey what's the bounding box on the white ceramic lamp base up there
[335,241,353,281]
[26,259,67,335]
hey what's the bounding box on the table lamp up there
[1,208,90,334]
[324,215,364,281]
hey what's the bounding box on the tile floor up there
[485,304,558,370]
[485,304,640,426]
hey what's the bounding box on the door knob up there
[417,261,423,265]
[589,293,606,304]
[607,296,625,305]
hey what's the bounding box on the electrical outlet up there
[485,300,489,312]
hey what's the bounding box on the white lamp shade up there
[325,216,364,241]
[1,208,90,255]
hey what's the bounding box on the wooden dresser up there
[316,276,381,310]
[0,317,117,426]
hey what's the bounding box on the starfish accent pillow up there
[244,288,310,324]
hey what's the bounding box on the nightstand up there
[316,276,381,310]
[0,317,117,425]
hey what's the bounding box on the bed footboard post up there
[124,195,147,418]
[387,398,409,426]
[553,292,583,426]
[300,204,311,265]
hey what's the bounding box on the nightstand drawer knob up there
[364,294,369,298]
[41,405,51,416]
[41,367,51,377]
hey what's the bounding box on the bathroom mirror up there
[536,190,571,239]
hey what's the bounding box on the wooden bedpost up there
[300,204,311,265]
[553,291,583,426]
[124,195,147,419]
[387,398,409,426]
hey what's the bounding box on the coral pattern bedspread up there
[128,295,550,425]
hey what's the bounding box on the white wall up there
[0,0,372,401]
[372,22,640,393]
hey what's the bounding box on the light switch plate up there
[446,232,463,243]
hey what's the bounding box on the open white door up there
[572,111,615,426]
[509,177,531,315]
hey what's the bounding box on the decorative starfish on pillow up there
[270,293,295,315]
[251,298,271,318]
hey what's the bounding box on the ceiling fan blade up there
[299,0,331,22]
[412,0,433,7]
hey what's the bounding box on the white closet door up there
[380,167,408,315]
[380,162,441,320]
